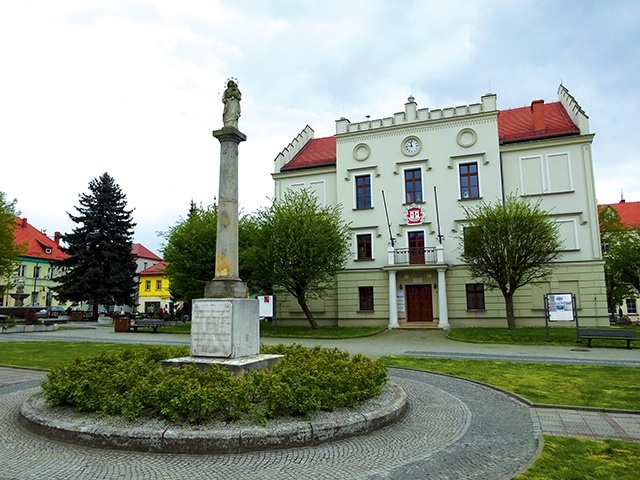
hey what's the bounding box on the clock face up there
[404,138,420,155]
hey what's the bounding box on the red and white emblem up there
[404,204,425,225]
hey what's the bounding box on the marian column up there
[164,79,283,373]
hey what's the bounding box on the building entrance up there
[405,284,433,322]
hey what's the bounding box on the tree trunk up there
[92,304,99,322]
[297,298,319,329]
[505,292,516,330]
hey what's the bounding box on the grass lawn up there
[259,323,386,338]
[0,342,152,370]
[447,325,639,348]
[379,356,640,410]
[516,436,640,480]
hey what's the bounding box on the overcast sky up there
[1,1,638,255]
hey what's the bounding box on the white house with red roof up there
[272,85,607,328]
[1,217,69,308]
[598,199,640,319]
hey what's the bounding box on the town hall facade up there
[271,85,608,329]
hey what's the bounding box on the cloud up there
[0,0,638,254]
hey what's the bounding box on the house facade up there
[598,199,640,321]
[272,85,608,328]
[1,217,69,308]
[138,261,171,315]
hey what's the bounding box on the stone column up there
[437,267,450,330]
[204,126,248,299]
[387,269,399,329]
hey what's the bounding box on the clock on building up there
[402,137,421,156]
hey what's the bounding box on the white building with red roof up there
[272,85,607,328]
[2,217,69,308]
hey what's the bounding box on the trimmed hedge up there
[41,344,388,424]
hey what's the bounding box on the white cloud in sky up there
[1,0,638,254]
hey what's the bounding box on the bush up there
[41,344,388,424]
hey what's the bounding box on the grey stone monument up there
[164,79,282,374]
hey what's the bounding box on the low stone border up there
[19,381,407,454]
[2,324,59,334]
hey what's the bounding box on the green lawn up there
[379,356,640,410]
[2,341,639,478]
[516,436,640,480]
[259,323,386,338]
[447,325,639,348]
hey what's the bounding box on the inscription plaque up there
[191,301,233,357]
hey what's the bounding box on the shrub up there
[41,344,388,424]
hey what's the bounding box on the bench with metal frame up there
[578,328,637,349]
[129,319,164,333]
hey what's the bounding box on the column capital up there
[212,127,247,144]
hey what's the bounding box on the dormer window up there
[45,247,52,254]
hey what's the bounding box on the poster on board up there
[547,293,575,322]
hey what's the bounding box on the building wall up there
[272,90,607,328]
[138,274,171,314]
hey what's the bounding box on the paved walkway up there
[0,325,639,479]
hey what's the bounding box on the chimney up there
[21,218,27,229]
[54,232,61,245]
[531,99,545,132]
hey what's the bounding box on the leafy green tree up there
[248,188,351,329]
[599,206,637,315]
[460,195,562,330]
[53,173,138,320]
[161,202,217,305]
[0,192,26,296]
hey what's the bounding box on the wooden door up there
[405,285,433,322]
[408,231,425,264]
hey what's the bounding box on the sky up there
[1,0,638,256]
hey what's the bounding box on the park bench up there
[129,319,164,333]
[578,328,637,349]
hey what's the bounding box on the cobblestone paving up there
[0,369,538,480]
[536,408,640,441]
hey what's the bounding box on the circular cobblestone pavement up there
[0,368,539,480]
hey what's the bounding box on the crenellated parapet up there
[335,93,497,135]
[557,84,590,134]
[273,125,315,172]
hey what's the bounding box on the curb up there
[19,381,408,454]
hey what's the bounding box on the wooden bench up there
[129,319,163,333]
[578,328,637,349]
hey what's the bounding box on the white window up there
[18,264,26,276]
[520,152,573,195]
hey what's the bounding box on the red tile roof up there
[498,101,579,143]
[282,99,580,171]
[280,136,336,171]
[139,261,166,275]
[132,243,162,261]
[599,201,640,228]
[12,217,69,261]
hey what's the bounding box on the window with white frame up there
[156,280,162,291]
[626,298,637,314]
[33,266,40,278]
[404,168,423,203]
[145,280,151,291]
[47,267,54,279]
[356,233,373,260]
[18,264,26,276]
[355,174,372,209]
[459,162,479,199]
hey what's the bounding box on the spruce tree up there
[54,173,138,320]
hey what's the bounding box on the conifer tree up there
[54,173,138,320]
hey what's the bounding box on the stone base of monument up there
[191,297,259,357]
[162,297,284,375]
[162,354,284,375]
